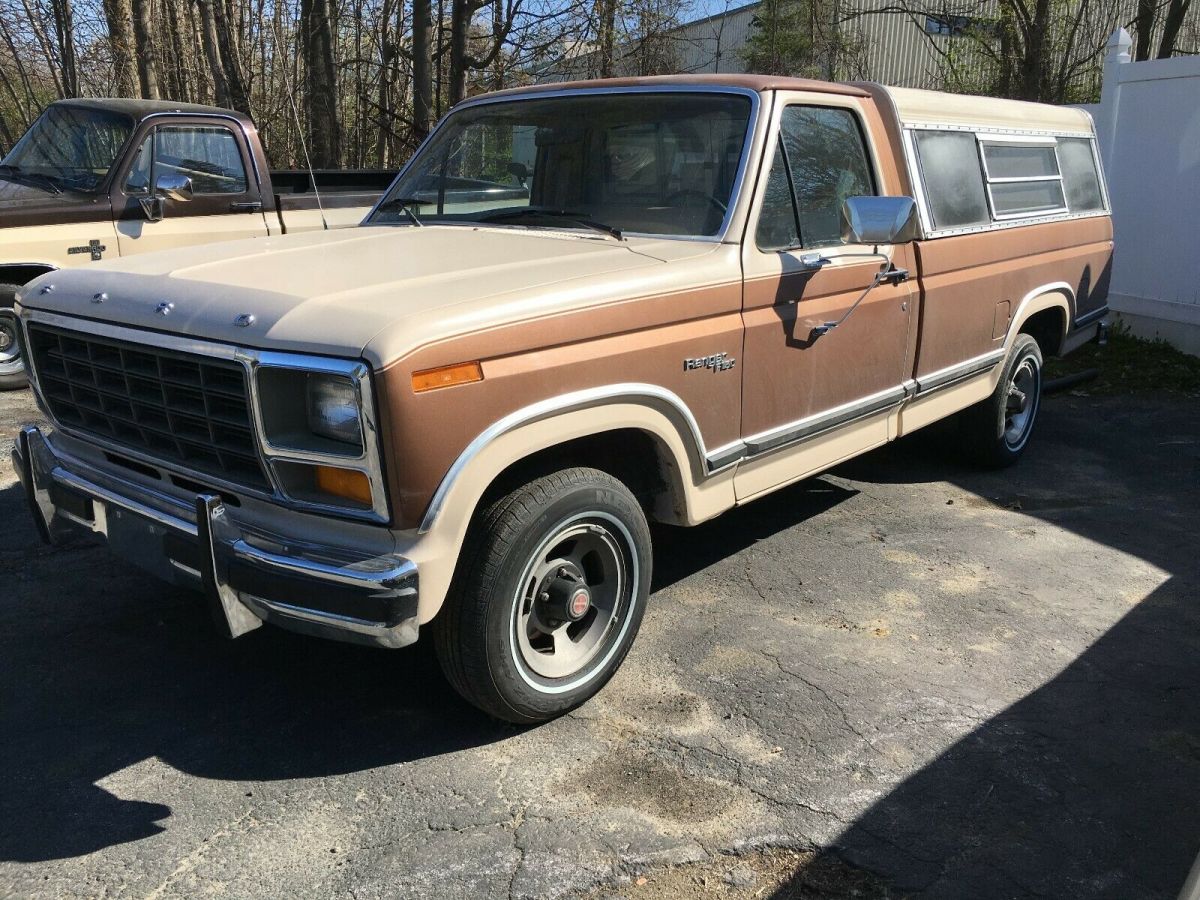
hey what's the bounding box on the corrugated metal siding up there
[536,0,1195,94]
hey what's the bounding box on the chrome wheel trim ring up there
[508,511,640,694]
[0,319,22,376]
[1004,356,1040,450]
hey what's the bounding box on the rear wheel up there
[958,333,1043,468]
[433,467,651,723]
[0,284,27,391]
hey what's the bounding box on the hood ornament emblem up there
[40,284,55,295]
[234,313,256,328]
[92,292,107,304]
[154,301,174,316]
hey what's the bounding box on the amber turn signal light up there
[412,361,483,393]
[314,465,373,505]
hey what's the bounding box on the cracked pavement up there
[1,387,1197,899]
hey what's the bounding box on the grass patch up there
[1045,324,1200,396]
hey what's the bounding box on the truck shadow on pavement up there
[0,470,858,865]
[0,496,509,863]
[770,398,1200,898]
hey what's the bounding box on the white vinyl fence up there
[1085,29,1200,355]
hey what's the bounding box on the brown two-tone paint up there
[375,277,745,529]
[912,216,1113,377]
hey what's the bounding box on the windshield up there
[1,105,134,193]
[370,92,753,238]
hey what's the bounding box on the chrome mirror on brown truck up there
[841,196,919,245]
[155,173,194,203]
[140,173,194,222]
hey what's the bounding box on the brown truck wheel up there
[958,333,1044,468]
[0,285,28,391]
[433,466,651,724]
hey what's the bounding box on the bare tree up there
[101,0,140,95]
[300,0,340,164]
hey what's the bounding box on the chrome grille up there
[27,324,269,490]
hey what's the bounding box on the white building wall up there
[1091,29,1200,355]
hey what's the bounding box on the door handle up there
[230,201,263,212]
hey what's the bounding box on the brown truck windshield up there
[370,91,753,238]
[1,105,133,193]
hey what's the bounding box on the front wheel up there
[433,467,651,723]
[958,333,1044,468]
[0,284,28,391]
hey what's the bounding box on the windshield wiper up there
[0,164,62,194]
[376,196,424,226]
[476,207,624,241]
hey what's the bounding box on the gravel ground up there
[1,386,1197,899]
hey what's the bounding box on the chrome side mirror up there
[155,173,194,203]
[140,173,194,222]
[841,196,919,245]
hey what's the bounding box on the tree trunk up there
[51,0,79,96]
[448,0,472,106]
[197,0,231,106]
[413,0,433,138]
[101,0,139,96]
[131,0,159,98]
[212,0,251,113]
[1157,0,1192,57]
[597,0,617,77]
[300,0,341,165]
[1133,0,1156,60]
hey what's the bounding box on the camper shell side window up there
[907,125,1108,238]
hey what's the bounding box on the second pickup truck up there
[0,98,396,388]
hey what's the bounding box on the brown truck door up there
[736,99,917,497]
[110,118,270,256]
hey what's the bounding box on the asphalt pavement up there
[1,386,1196,899]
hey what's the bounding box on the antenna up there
[274,21,328,230]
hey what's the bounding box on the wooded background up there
[0,0,1195,168]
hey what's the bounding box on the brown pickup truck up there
[8,75,1111,723]
[0,98,397,388]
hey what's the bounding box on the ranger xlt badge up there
[684,352,735,373]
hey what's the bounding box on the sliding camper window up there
[979,139,1067,218]
[913,128,1106,234]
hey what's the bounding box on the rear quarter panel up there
[913,216,1113,376]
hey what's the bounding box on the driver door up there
[736,97,917,499]
[110,119,269,257]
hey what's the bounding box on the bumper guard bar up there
[13,426,419,648]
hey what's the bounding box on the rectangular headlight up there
[251,357,387,521]
[307,375,362,446]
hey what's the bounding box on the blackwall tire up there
[433,467,652,724]
[958,333,1044,469]
[0,285,28,391]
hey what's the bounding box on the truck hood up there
[19,225,713,365]
[0,178,111,228]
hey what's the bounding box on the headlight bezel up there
[247,353,389,522]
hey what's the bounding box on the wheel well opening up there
[0,266,55,293]
[482,429,682,523]
[1019,306,1066,358]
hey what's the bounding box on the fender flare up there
[1004,282,1073,353]
[420,384,717,536]
[405,385,736,623]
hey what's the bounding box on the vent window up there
[980,139,1067,218]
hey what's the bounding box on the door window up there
[757,105,875,251]
[123,125,248,195]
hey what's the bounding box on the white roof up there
[883,86,1095,135]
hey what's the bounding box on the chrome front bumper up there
[12,426,419,648]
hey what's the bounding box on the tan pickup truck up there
[0,98,398,388]
[8,75,1112,722]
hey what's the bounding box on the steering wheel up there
[665,190,727,215]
